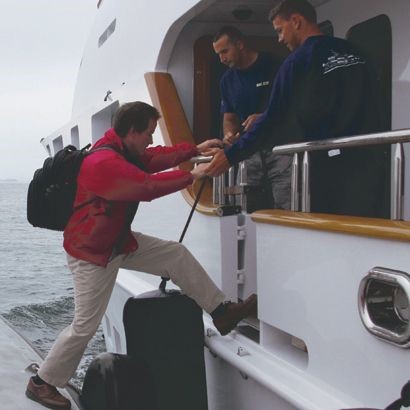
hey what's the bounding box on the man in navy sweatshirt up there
[206,0,386,217]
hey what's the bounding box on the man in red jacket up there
[26,101,257,410]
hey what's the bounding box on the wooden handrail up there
[252,209,410,242]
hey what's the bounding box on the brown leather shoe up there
[213,294,257,336]
[26,377,71,410]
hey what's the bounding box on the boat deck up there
[0,316,80,410]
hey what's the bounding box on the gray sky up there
[1,0,96,181]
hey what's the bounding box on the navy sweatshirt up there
[225,35,376,164]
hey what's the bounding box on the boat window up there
[98,19,116,48]
[46,145,51,157]
[71,126,80,148]
[346,14,392,132]
[52,136,63,154]
[343,14,392,218]
[114,326,122,352]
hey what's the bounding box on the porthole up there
[358,267,410,347]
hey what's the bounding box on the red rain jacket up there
[63,128,197,267]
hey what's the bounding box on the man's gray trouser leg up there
[266,153,292,210]
[243,152,292,211]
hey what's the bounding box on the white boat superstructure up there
[41,0,410,409]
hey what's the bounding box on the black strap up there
[159,177,208,292]
[179,178,207,243]
[111,202,139,260]
[89,144,122,156]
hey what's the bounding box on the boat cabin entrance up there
[155,7,393,219]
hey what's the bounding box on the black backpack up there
[26,143,120,231]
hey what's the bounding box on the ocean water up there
[0,182,105,389]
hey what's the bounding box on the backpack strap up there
[90,144,147,171]
[88,144,121,155]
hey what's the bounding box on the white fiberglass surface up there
[256,222,409,407]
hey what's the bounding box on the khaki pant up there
[38,232,225,387]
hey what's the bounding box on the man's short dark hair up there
[113,101,161,137]
[268,0,317,24]
[213,26,246,44]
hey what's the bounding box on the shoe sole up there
[25,389,71,410]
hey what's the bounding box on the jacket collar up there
[93,128,146,170]
[93,128,125,152]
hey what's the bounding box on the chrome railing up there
[192,128,409,219]
[272,129,410,220]
[191,156,247,212]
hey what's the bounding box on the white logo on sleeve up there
[322,50,365,74]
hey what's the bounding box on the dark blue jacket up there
[225,35,376,164]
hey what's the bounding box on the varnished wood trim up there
[251,209,410,242]
[144,72,193,147]
[145,72,218,215]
